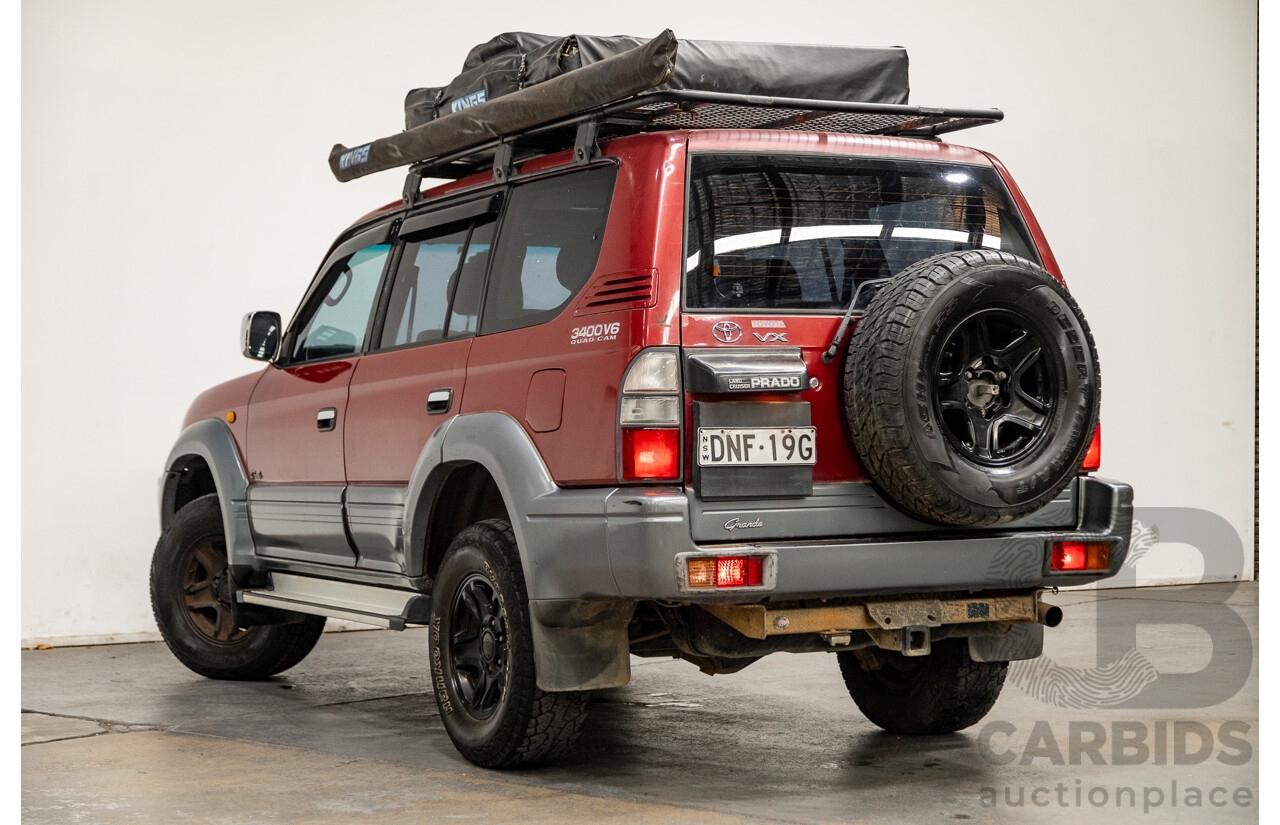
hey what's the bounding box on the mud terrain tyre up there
[844,250,1100,526]
[837,640,1007,735]
[150,494,326,679]
[429,519,589,768]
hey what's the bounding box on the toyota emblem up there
[712,321,743,343]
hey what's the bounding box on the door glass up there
[381,226,469,348]
[379,216,496,349]
[446,219,494,337]
[292,243,390,361]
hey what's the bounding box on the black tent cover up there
[330,31,910,183]
[404,32,909,129]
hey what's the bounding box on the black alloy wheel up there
[429,519,589,768]
[932,307,1058,467]
[446,573,510,719]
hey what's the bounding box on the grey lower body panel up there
[520,476,1131,602]
[247,486,355,567]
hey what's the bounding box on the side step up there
[240,573,431,631]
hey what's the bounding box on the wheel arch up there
[403,412,557,585]
[403,412,631,692]
[159,418,255,566]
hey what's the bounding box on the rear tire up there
[429,519,589,768]
[837,640,1007,735]
[150,494,326,680]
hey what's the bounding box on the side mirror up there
[241,311,282,361]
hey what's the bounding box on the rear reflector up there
[622,428,680,480]
[1051,541,1110,571]
[687,556,764,588]
[1082,424,1101,472]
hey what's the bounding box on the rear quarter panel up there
[461,134,687,486]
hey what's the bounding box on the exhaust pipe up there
[1037,601,1063,628]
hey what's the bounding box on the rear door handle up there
[317,407,337,431]
[427,389,452,415]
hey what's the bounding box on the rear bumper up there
[524,476,1132,602]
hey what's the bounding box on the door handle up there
[317,407,337,431]
[427,389,452,415]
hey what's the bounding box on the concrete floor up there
[23,584,1257,824]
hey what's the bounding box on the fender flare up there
[401,412,629,691]
[402,412,563,589]
[159,418,256,567]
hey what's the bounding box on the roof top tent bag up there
[330,31,1002,184]
[405,33,910,129]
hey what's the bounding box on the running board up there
[239,573,431,631]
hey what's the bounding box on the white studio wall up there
[22,0,1257,643]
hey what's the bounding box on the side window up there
[379,217,495,349]
[480,166,615,335]
[292,243,390,362]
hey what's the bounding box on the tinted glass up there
[380,218,495,349]
[447,220,494,336]
[480,167,615,334]
[292,243,390,361]
[685,155,1040,312]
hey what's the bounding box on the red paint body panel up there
[525,370,567,433]
[981,150,1064,282]
[182,370,263,464]
[680,313,867,483]
[461,135,686,486]
[246,360,355,483]
[252,129,1066,491]
[344,340,472,484]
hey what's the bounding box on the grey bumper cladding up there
[527,476,1133,603]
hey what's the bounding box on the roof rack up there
[412,90,1002,185]
[329,32,1001,198]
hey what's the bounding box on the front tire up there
[150,494,325,680]
[429,519,588,768]
[837,640,1007,735]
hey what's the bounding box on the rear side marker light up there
[1082,424,1101,472]
[686,556,764,588]
[1052,541,1110,571]
[622,428,680,480]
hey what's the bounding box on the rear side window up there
[684,154,1040,312]
[480,166,615,334]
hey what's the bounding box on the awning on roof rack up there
[328,31,1002,184]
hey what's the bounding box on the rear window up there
[684,154,1040,312]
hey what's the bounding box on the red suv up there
[151,37,1131,768]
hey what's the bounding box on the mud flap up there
[529,599,636,691]
[969,622,1044,662]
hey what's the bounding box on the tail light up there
[1081,424,1101,472]
[620,349,681,481]
[686,555,765,588]
[1051,540,1110,571]
[622,428,679,479]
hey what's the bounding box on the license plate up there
[697,427,817,467]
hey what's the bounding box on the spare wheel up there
[843,250,1100,527]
